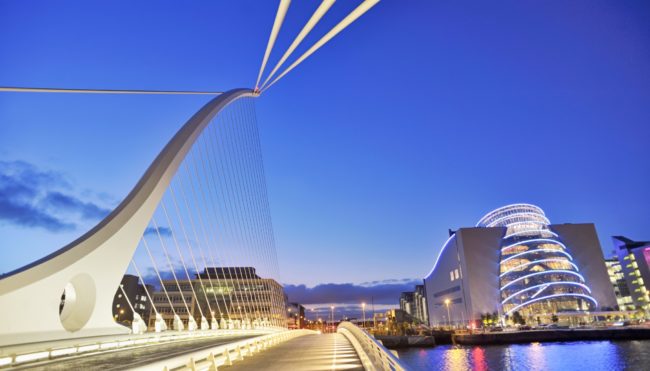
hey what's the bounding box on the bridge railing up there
[337,322,408,371]
[0,328,285,368]
[137,329,315,371]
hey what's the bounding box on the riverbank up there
[453,327,650,345]
[374,335,435,348]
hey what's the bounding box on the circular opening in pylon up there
[59,273,96,332]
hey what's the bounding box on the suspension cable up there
[179,160,231,320]
[239,99,283,327]
[141,237,177,316]
[0,86,222,95]
[255,0,292,89]
[167,182,215,320]
[131,260,160,317]
[201,114,252,324]
[159,198,206,321]
[262,0,380,93]
[151,217,194,320]
[223,99,267,323]
[260,0,336,89]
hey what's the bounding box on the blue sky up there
[1,1,649,308]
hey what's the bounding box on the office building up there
[605,257,635,311]
[150,267,286,329]
[112,274,153,327]
[612,236,650,315]
[287,302,305,329]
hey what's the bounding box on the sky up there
[1,1,649,313]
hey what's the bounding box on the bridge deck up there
[223,333,364,371]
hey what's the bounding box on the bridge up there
[0,1,408,369]
[0,88,407,370]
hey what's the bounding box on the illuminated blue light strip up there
[476,203,546,227]
[505,229,559,239]
[484,212,551,228]
[501,281,593,305]
[500,270,586,291]
[492,220,547,231]
[531,284,549,299]
[501,238,568,252]
[500,258,579,278]
[505,293,598,316]
[424,234,456,279]
[501,249,573,264]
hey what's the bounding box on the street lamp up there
[362,302,366,328]
[330,306,335,332]
[444,299,451,329]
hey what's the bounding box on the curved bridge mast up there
[0,89,255,346]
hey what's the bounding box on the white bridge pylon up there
[0,88,256,347]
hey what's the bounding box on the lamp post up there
[330,306,334,332]
[362,302,366,328]
[445,299,451,329]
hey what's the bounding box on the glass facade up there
[605,258,635,310]
[477,204,597,318]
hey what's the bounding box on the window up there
[454,269,460,280]
[450,271,454,281]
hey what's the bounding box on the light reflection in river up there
[396,340,646,370]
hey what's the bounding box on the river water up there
[396,340,650,370]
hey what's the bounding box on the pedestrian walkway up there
[222,332,364,371]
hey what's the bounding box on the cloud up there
[140,264,196,290]
[0,160,112,232]
[144,226,172,237]
[42,191,110,219]
[283,279,423,306]
[0,193,75,232]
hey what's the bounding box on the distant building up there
[424,204,617,327]
[112,274,153,327]
[399,292,415,316]
[414,285,429,324]
[150,267,286,329]
[612,236,650,315]
[386,308,410,324]
[605,257,635,311]
[287,302,305,329]
[399,286,428,325]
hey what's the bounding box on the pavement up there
[222,333,364,371]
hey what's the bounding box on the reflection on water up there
[396,340,650,370]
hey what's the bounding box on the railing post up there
[186,357,196,371]
[223,348,232,366]
[207,352,218,371]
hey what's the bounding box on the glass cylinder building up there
[476,204,597,317]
